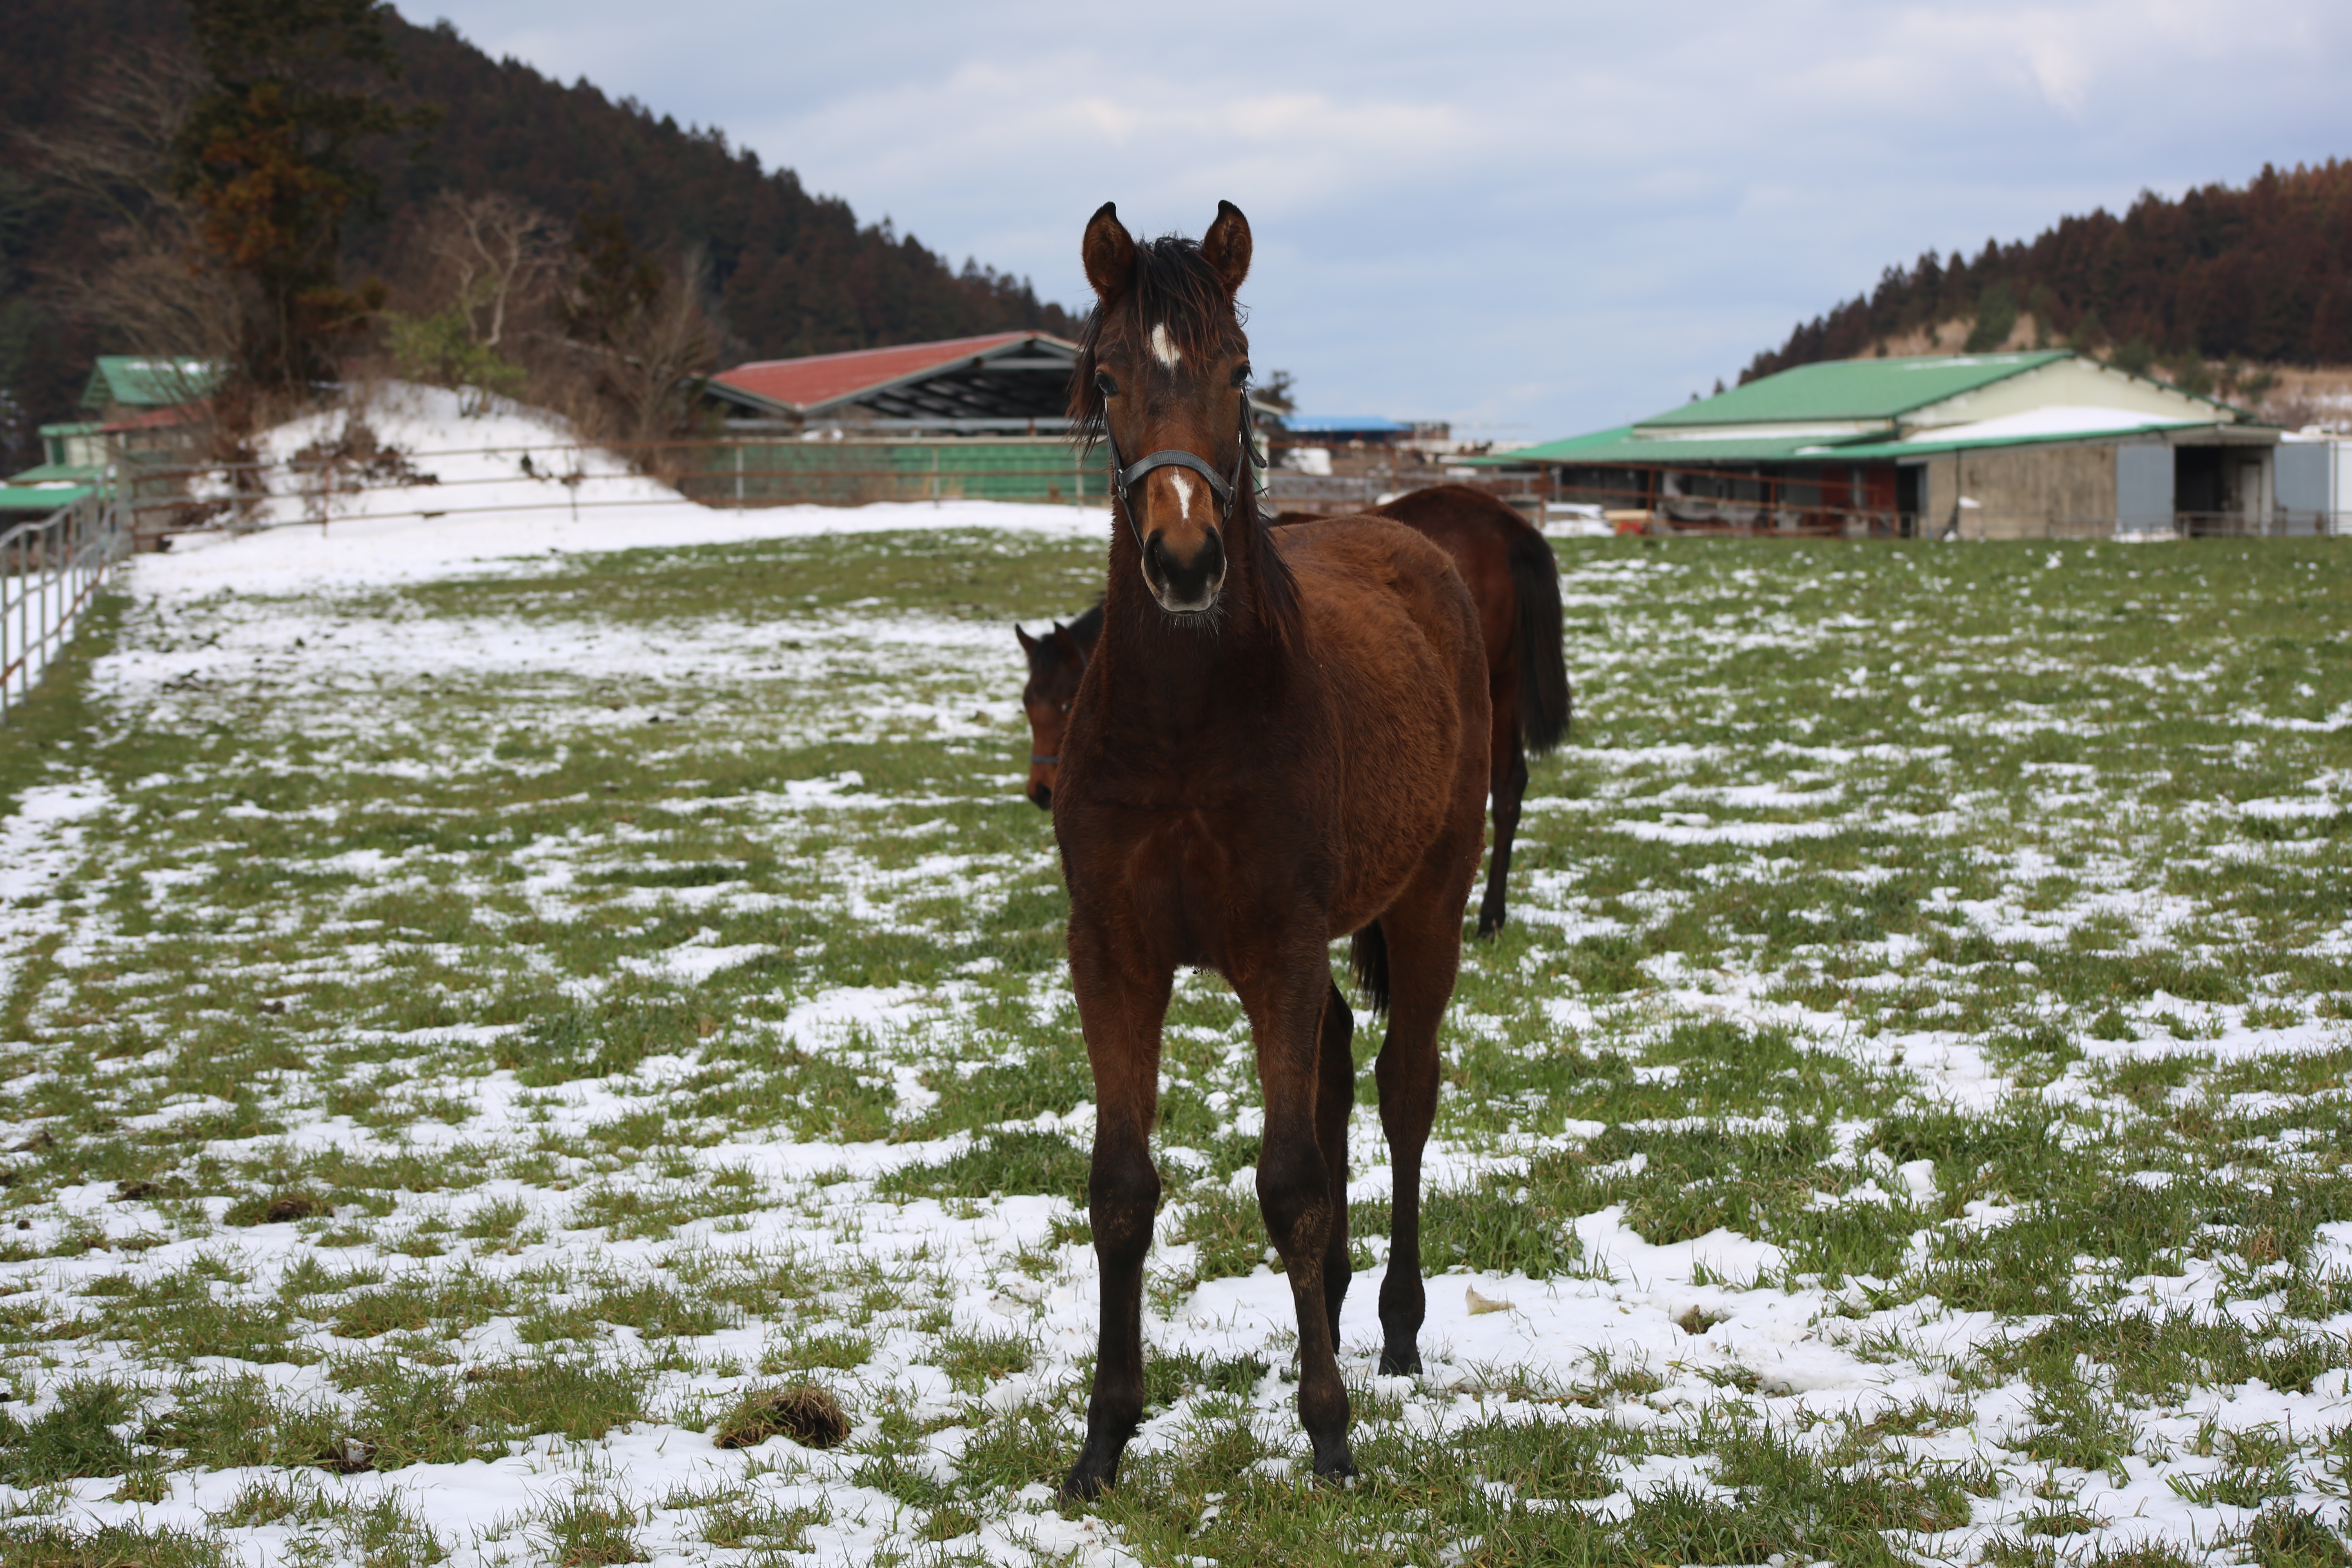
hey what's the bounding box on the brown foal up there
[1020,485,1569,935]
[1051,199,1488,1497]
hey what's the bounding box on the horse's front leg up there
[1236,948,1356,1481]
[1059,919,1172,1501]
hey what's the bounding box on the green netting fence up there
[668,439,1105,507]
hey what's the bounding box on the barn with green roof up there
[1476,352,2321,537]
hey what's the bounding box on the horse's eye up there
[1096,371,1119,397]
[1230,361,1251,388]
[1059,702,1072,714]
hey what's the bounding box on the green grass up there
[0,1376,140,1485]
[0,530,2348,1566]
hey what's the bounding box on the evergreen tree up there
[562,198,665,352]
[1963,279,2018,352]
[173,0,429,399]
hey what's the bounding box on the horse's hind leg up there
[1373,881,1469,1374]
[1059,929,1172,1501]
[1476,726,1529,940]
[1237,956,1356,1481]
[1314,973,1355,1349]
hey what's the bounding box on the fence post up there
[3,528,13,712]
[14,526,24,708]
[41,512,54,677]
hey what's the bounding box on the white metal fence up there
[0,490,131,722]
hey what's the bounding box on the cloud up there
[742,55,1474,241]
[401,0,2352,438]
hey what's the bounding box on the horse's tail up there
[1350,922,1391,1017]
[1508,526,1571,755]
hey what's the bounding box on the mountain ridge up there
[0,0,1079,467]
[1743,161,2352,418]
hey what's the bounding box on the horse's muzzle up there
[1143,528,1225,614]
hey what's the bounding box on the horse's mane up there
[1067,233,1300,645]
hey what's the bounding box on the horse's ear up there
[1050,622,1084,664]
[1082,202,1136,300]
[1201,200,1252,295]
[1016,624,1040,658]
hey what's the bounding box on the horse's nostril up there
[1030,786,1053,810]
[1144,530,1225,606]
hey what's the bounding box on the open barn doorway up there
[2174,445,2270,535]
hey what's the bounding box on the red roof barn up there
[704,332,1080,436]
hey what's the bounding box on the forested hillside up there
[1745,162,2352,391]
[376,19,1075,356]
[0,0,1076,466]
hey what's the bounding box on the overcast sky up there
[396,0,2349,442]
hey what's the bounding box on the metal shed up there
[1477,352,2291,537]
[81,358,222,418]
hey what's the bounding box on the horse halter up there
[1100,388,1264,553]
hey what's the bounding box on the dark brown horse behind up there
[1050,200,1487,1496]
[1020,485,1568,935]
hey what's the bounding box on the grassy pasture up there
[0,525,2349,1567]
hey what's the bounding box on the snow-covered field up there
[1,486,2349,1568]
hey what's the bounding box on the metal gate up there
[1,490,131,722]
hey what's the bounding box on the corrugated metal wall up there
[2341,444,2352,537]
[2115,442,2174,531]
[2275,442,2330,536]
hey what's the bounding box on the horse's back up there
[1282,512,1481,662]
[1371,484,1535,566]
[1371,486,1536,675]
[1277,514,1490,928]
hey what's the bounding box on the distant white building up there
[2276,432,2352,537]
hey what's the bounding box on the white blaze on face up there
[1150,323,1180,370]
[1167,471,1195,521]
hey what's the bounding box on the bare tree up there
[594,247,717,450]
[33,42,201,251]
[26,42,244,404]
[18,42,251,454]
[383,192,568,405]
[407,191,566,352]
[545,217,717,452]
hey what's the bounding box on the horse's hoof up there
[1377,1344,1422,1376]
[1058,1451,1119,1502]
[1313,1445,1360,1484]
[1474,911,1504,940]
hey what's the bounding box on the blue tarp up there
[1283,416,1409,436]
